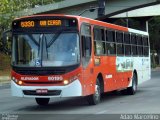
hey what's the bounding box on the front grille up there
[23,90,61,96]
[15,69,66,75]
[23,81,62,84]
[12,64,79,75]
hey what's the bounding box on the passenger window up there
[125,45,131,56]
[131,34,137,45]
[81,24,92,67]
[94,27,105,55]
[116,32,123,43]
[124,33,130,44]
[137,35,143,45]
[106,30,115,42]
[106,42,116,55]
[132,45,138,56]
[143,47,149,56]
[106,30,116,55]
[143,37,149,46]
[138,46,143,56]
[117,44,124,55]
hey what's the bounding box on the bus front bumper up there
[11,80,82,98]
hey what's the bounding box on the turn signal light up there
[18,81,23,85]
[63,80,69,85]
[12,77,23,85]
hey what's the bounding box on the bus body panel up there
[11,79,82,98]
[10,14,151,99]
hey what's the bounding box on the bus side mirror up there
[2,29,12,55]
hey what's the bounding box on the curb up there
[0,83,10,89]
[151,67,160,72]
[0,76,10,88]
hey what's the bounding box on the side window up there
[116,32,124,55]
[117,44,124,55]
[143,36,149,57]
[124,33,131,56]
[143,37,149,46]
[138,46,143,56]
[143,47,149,56]
[137,35,143,56]
[131,34,137,45]
[131,34,138,56]
[94,27,105,55]
[81,24,92,67]
[124,33,130,44]
[106,42,116,55]
[116,32,123,43]
[132,45,138,56]
[137,35,143,45]
[106,30,115,42]
[106,30,116,55]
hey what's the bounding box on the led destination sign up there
[13,18,77,30]
[40,20,62,26]
[20,20,62,28]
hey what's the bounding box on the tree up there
[0,0,63,52]
[149,17,160,65]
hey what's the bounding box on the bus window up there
[131,34,137,45]
[94,41,105,55]
[138,46,143,56]
[143,36,149,46]
[116,32,123,43]
[125,45,131,56]
[124,33,130,44]
[106,30,116,55]
[137,35,143,45]
[94,27,105,41]
[143,36,149,57]
[132,45,138,56]
[81,24,92,67]
[117,44,124,55]
[106,42,116,55]
[144,47,149,56]
[124,33,131,56]
[94,27,105,55]
[116,32,124,56]
[106,30,115,42]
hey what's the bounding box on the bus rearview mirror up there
[2,29,12,54]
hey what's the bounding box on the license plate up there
[36,89,48,94]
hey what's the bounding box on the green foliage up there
[0,52,11,74]
[149,16,160,52]
[0,0,63,29]
[0,0,63,53]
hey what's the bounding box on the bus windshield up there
[12,32,80,67]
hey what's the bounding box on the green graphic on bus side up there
[116,57,133,72]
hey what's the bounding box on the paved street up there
[0,70,160,120]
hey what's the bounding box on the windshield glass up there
[12,32,80,67]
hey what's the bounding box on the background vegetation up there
[0,0,63,75]
[0,0,160,76]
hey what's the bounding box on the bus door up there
[81,24,93,95]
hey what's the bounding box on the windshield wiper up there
[47,31,62,48]
[28,34,40,46]
[44,35,49,59]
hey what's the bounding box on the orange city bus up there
[7,14,150,105]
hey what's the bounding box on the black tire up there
[35,98,50,106]
[120,73,137,95]
[127,73,137,95]
[87,79,101,105]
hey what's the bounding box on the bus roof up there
[14,14,148,35]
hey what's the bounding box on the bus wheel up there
[127,73,137,95]
[35,98,50,106]
[87,79,101,105]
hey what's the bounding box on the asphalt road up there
[0,70,160,120]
